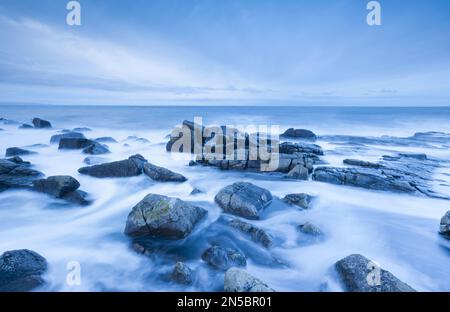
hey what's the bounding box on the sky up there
[0,0,449,106]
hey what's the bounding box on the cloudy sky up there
[0,0,449,106]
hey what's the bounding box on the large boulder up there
[282,193,314,210]
[59,138,94,150]
[0,158,44,191]
[281,128,317,141]
[124,194,207,239]
[0,249,48,292]
[224,268,274,292]
[32,176,90,206]
[201,246,246,270]
[50,132,86,144]
[5,147,37,157]
[171,262,194,285]
[228,219,273,248]
[143,163,187,182]
[32,118,52,129]
[215,182,272,220]
[78,154,146,178]
[439,211,450,238]
[335,254,415,292]
[279,142,323,156]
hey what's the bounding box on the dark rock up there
[190,187,203,195]
[399,153,427,161]
[188,161,198,167]
[281,128,317,141]
[83,156,108,165]
[224,268,274,292]
[33,176,80,197]
[124,194,207,239]
[72,127,91,132]
[171,262,194,285]
[279,142,323,156]
[78,154,146,178]
[32,118,52,129]
[439,211,450,238]
[50,132,86,144]
[343,159,382,169]
[298,222,322,236]
[285,164,309,180]
[201,246,246,270]
[125,136,150,144]
[0,249,48,292]
[215,182,273,220]
[282,193,314,210]
[0,159,44,191]
[7,156,30,165]
[61,190,91,206]
[95,137,118,143]
[228,218,273,248]
[19,124,34,129]
[82,142,110,155]
[5,147,37,157]
[335,254,415,292]
[59,138,94,150]
[143,163,187,182]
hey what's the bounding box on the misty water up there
[1,105,450,291]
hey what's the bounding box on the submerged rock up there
[19,124,34,129]
[0,158,44,191]
[0,249,48,292]
[32,118,52,129]
[215,182,273,220]
[72,127,92,132]
[95,137,118,143]
[5,147,37,157]
[228,218,273,248]
[78,154,146,178]
[224,268,274,292]
[297,222,322,236]
[201,245,246,270]
[190,187,203,195]
[82,142,110,155]
[343,159,383,169]
[281,128,317,141]
[83,156,108,165]
[439,211,450,238]
[335,254,415,292]
[143,163,187,183]
[285,164,309,180]
[50,132,86,144]
[171,262,194,285]
[282,193,314,210]
[125,136,150,144]
[59,138,94,150]
[124,194,207,239]
[32,175,91,206]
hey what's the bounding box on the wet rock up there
[188,161,198,167]
[82,142,110,155]
[312,167,416,194]
[0,158,44,191]
[282,193,314,210]
[343,159,382,169]
[32,118,52,129]
[19,124,34,129]
[335,254,415,292]
[171,262,194,285]
[83,156,108,165]
[50,132,86,144]
[59,138,94,150]
[224,268,274,292]
[285,164,309,180]
[125,136,150,144]
[143,163,187,182]
[279,142,323,156]
[0,249,48,292]
[32,175,91,205]
[398,153,427,161]
[78,154,146,178]
[95,137,118,143]
[190,187,203,195]
[5,147,37,157]
[298,222,322,236]
[124,194,207,239]
[201,246,246,270]
[7,156,30,165]
[215,182,273,220]
[228,218,273,248]
[281,128,317,141]
[72,127,91,132]
[439,211,450,238]
[61,189,91,206]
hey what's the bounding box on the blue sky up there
[0,0,449,105]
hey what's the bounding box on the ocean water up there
[0,105,449,292]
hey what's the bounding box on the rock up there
[78,154,147,178]
[95,137,118,143]
[32,118,52,129]
[50,132,86,144]
[282,193,314,209]
[33,176,80,198]
[72,127,92,132]
[7,156,29,165]
[59,138,94,150]
[143,163,187,183]
[335,254,416,292]
[188,160,198,167]
[83,156,108,165]
[5,147,37,157]
[201,246,246,270]
[215,182,273,220]
[0,249,48,292]
[312,167,417,194]
[171,262,194,285]
[439,211,450,238]
[399,153,427,161]
[298,222,322,236]
[82,142,110,155]
[124,194,207,239]
[19,124,34,129]
[61,190,91,206]
[190,187,203,195]
[279,142,323,155]
[224,268,274,292]
[281,128,317,141]
[125,136,150,143]
[343,159,382,169]
[0,159,44,191]
[228,218,273,248]
[285,164,309,180]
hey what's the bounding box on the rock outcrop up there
[5,147,37,157]
[282,193,314,210]
[50,132,86,144]
[224,268,274,292]
[0,158,44,191]
[228,218,273,248]
[281,128,317,141]
[171,262,194,285]
[32,175,91,205]
[32,118,52,129]
[143,163,187,182]
[78,154,146,178]
[201,246,246,270]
